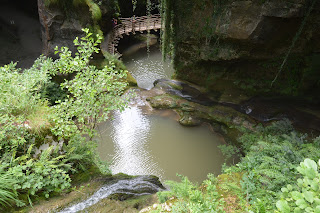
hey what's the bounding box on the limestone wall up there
[171,0,320,95]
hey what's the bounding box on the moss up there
[216,172,248,212]
[148,94,179,109]
[85,0,102,21]
[71,165,103,185]
[177,111,201,126]
[166,81,183,90]
[126,72,138,86]
[146,88,254,141]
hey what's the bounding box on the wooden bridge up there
[102,14,162,56]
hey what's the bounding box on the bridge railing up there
[107,14,162,56]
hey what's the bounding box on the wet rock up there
[153,79,216,106]
[37,0,93,58]
[178,112,201,127]
[146,81,256,133]
[26,173,163,213]
[148,94,179,109]
[59,175,164,212]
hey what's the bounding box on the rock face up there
[171,0,320,95]
[37,0,90,58]
[37,0,118,58]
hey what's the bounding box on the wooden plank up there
[107,14,162,55]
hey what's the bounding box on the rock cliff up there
[170,0,320,96]
[37,0,118,58]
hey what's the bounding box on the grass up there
[26,103,53,137]
[0,173,19,208]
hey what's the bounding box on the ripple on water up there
[107,107,164,178]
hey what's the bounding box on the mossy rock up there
[126,72,138,86]
[71,165,104,185]
[206,105,256,130]
[180,102,195,112]
[177,110,201,126]
[82,194,158,213]
[166,81,184,91]
[18,174,163,213]
[148,94,179,109]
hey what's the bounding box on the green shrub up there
[48,28,129,139]
[277,158,320,213]
[159,120,320,212]
[7,146,71,202]
[0,28,127,208]
[0,58,49,117]
[157,174,224,212]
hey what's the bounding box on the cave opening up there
[0,0,42,68]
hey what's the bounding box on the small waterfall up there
[59,176,164,213]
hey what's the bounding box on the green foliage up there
[6,146,71,203]
[0,59,50,117]
[160,0,175,60]
[161,120,320,212]
[277,158,320,213]
[0,28,127,208]
[233,121,320,211]
[49,28,129,139]
[0,172,19,208]
[157,174,224,212]
[40,81,67,106]
[218,144,240,164]
[157,190,173,203]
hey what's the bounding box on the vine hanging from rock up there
[132,0,137,12]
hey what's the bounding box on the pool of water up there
[96,106,226,183]
[122,45,174,90]
[97,44,226,183]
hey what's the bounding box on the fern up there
[0,173,19,207]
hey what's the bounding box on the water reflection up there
[97,45,226,183]
[97,105,225,183]
[97,107,164,178]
